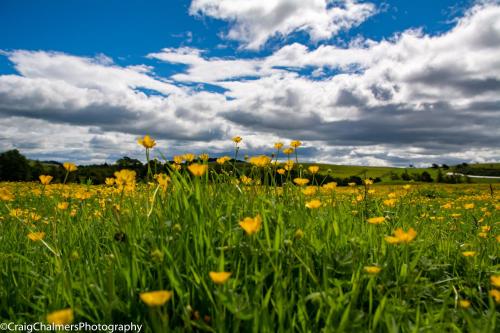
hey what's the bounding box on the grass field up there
[1,140,499,332]
[299,162,500,184]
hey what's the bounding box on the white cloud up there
[0,51,230,143]
[189,0,376,49]
[7,51,184,96]
[1,2,499,166]
[153,2,500,114]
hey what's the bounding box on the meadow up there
[0,136,499,332]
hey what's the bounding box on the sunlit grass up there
[0,137,499,332]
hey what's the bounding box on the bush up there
[0,150,31,181]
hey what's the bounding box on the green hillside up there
[300,162,500,184]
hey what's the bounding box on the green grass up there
[0,168,499,332]
[299,162,500,184]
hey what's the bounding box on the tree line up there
[0,149,491,185]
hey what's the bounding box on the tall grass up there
[0,155,499,332]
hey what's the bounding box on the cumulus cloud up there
[0,51,231,143]
[0,2,499,166]
[189,0,376,49]
[155,2,500,163]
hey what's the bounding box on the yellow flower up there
[284,160,294,171]
[462,251,476,257]
[10,208,23,217]
[384,236,400,244]
[239,215,262,235]
[183,153,195,162]
[283,147,294,155]
[105,177,115,186]
[294,229,304,239]
[364,179,373,185]
[277,168,286,175]
[240,175,252,185]
[199,153,209,161]
[290,140,302,148]
[481,225,491,232]
[249,155,271,167]
[274,142,284,150]
[364,266,382,275]
[490,275,500,288]
[173,155,184,164]
[57,202,69,210]
[322,182,337,191]
[458,299,471,309]
[442,202,452,209]
[209,271,232,285]
[39,175,53,185]
[302,186,318,196]
[63,162,77,172]
[305,199,321,209]
[216,156,231,165]
[232,136,242,144]
[383,199,397,207]
[171,163,181,171]
[0,188,14,201]
[47,308,74,325]
[293,178,309,186]
[137,135,156,149]
[385,228,417,244]
[403,184,411,190]
[308,165,319,174]
[140,290,173,307]
[114,169,136,191]
[490,289,500,304]
[154,173,171,191]
[151,249,164,262]
[367,217,385,225]
[188,163,208,176]
[464,203,475,210]
[27,232,46,241]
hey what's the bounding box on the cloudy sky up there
[0,0,499,166]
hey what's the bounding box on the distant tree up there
[441,164,449,170]
[347,176,363,185]
[420,171,433,182]
[401,170,411,181]
[431,163,439,169]
[437,169,444,183]
[31,161,44,180]
[389,172,400,180]
[48,164,65,183]
[0,150,31,181]
[116,156,143,168]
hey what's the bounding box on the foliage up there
[0,149,32,181]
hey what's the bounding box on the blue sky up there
[0,0,498,166]
[0,0,472,61]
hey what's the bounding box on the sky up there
[0,0,499,166]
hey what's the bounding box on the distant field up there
[299,162,500,184]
